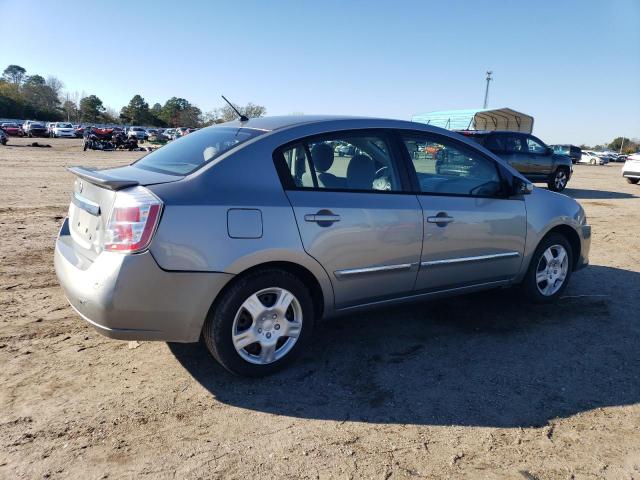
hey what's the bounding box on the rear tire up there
[521,233,573,304]
[202,268,315,376]
[547,168,569,192]
[626,178,639,184]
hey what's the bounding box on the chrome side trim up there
[71,192,101,216]
[421,251,520,268]
[334,263,414,279]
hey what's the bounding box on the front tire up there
[522,233,573,304]
[627,178,639,184]
[202,269,315,376]
[548,168,569,192]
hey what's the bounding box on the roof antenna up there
[221,95,249,122]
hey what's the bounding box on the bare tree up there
[215,102,267,122]
[46,76,64,97]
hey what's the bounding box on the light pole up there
[483,71,493,109]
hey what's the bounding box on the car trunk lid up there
[67,165,181,259]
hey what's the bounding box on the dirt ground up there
[1,137,639,479]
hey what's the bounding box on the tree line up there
[580,138,639,155]
[0,64,266,127]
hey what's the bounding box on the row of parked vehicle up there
[551,144,629,165]
[0,120,198,142]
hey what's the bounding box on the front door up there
[399,132,527,291]
[275,131,423,308]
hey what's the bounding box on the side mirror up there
[513,177,533,195]
[546,147,554,156]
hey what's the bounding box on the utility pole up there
[483,71,493,109]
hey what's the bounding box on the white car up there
[127,126,148,140]
[580,151,608,165]
[51,122,77,138]
[622,153,640,185]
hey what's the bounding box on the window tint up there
[500,134,526,153]
[485,134,507,151]
[402,134,503,197]
[526,136,547,154]
[134,126,265,175]
[279,133,401,192]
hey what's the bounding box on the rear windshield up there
[133,126,266,175]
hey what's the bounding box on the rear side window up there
[498,133,526,153]
[134,126,265,175]
[276,132,402,192]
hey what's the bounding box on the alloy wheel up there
[535,245,569,296]
[232,287,303,365]
[554,170,567,190]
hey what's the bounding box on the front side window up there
[526,136,547,154]
[278,132,402,192]
[402,134,503,197]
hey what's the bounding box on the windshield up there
[133,126,266,175]
[58,123,73,128]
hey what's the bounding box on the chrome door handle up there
[304,210,341,225]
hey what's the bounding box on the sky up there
[2,0,639,146]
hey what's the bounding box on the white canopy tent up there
[412,108,534,133]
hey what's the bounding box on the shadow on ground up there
[563,187,637,199]
[169,265,640,428]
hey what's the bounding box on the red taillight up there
[103,187,162,253]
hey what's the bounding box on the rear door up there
[398,131,526,292]
[490,132,530,174]
[524,134,553,175]
[275,130,423,308]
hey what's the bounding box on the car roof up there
[223,115,432,132]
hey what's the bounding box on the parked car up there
[175,127,189,137]
[163,128,176,139]
[622,153,640,184]
[0,129,7,145]
[0,122,24,136]
[22,120,48,137]
[580,151,608,165]
[55,116,591,376]
[460,131,573,192]
[551,144,582,164]
[51,122,77,138]
[127,126,148,140]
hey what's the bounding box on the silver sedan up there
[55,116,591,376]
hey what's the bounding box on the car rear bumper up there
[54,218,233,342]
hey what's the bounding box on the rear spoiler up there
[68,166,139,191]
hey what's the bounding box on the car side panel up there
[147,142,336,317]
[516,188,590,282]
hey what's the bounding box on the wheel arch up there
[207,261,327,324]
[539,224,581,271]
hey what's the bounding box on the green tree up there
[608,137,633,152]
[80,95,105,123]
[160,97,202,127]
[120,94,151,125]
[2,65,26,85]
[22,75,60,113]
